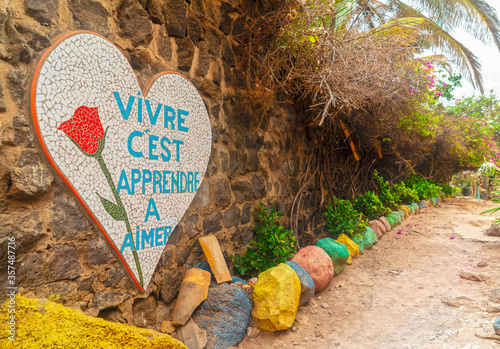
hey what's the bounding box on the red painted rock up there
[291,246,333,292]
[368,220,385,239]
[379,216,391,232]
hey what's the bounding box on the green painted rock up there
[316,238,349,276]
[361,229,373,249]
[386,215,396,227]
[406,204,414,214]
[398,210,405,220]
[411,203,419,212]
[392,211,401,224]
[352,234,364,254]
[366,226,378,243]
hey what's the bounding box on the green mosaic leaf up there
[97,193,126,221]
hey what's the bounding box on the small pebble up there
[321,303,330,308]
[304,338,309,342]
[292,341,299,346]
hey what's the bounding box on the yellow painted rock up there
[252,263,301,332]
[399,205,410,218]
[172,268,211,326]
[336,233,359,264]
[0,295,187,348]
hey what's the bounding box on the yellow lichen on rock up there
[336,233,360,264]
[0,295,187,349]
[251,263,301,332]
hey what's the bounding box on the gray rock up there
[162,0,188,37]
[192,180,210,209]
[160,268,183,303]
[245,150,259,173]
[69,0,110,34]
[91,291,128,310]
[490,288,500,303]
[232,16,246,37]
[118,0,153,47]
[0,85,6,113]
[9,151,53,198]
[176,247,190,265]
[229,150,241,177]
[133,295,157,327]
[220,2,236,35]
[486,224,500,237]
[24,0,59,26]
[185,214,200,239]
[158,245,176,268]
[167,225,183,245]
[203,211,222,234]
[205,27,221,56]
[87,237,112,266]
[78,274,95,292]
[241,203,251,224]
[214,179,231,207]
[195,41,210,77]
[224,205,240,228]
[222,37,235,67]
[158,27,172,60]
[103,267,126,288]
[231,181,253,202]
[46,245,83,282]
[175,37,195,72]
[146,0,163,24]
[7,70,27,109]
[50,191,90,239]
[252,175,266,198]
[17,252,45,287]
[232,226,254,246]
[187,10,201,44]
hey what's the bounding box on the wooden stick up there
[339,119,360,161]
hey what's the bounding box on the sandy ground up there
[237,197,500,349]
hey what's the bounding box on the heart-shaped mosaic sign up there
[31,31,212,292]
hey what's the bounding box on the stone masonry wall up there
[0,0,316,330]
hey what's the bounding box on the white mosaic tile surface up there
[33,32,212,291]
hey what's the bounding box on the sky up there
[451,1,500,98]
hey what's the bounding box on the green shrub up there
[353,191,391,221]
[392,182,419,205]
[440,184,455,197]
[373,171,399,210]
[323,197,367,239]
[405,176,442,199]
[233,203,297,277]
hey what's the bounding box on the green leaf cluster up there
[323,197,367,240]
[373,171,399,210]
[405,176,443,200]
[392,182,419,205]
[233,203,297,277]
[353,191,391,221]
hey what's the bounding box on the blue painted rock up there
[192,283,251,349]
[285,261,315,305]
[292,246,334,291]
[419,201,426,209]
[315,238,349,277]
[352,234,365,254]
[494,315,500,335]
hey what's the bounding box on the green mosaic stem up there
[96,154,144,288]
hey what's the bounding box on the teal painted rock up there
[361,229,373,249]
[316,238,349,276]
[494,316,500,335]
[411,203,419,212]
[285,261,315,306]
[419,201,426,209]
[406,204,414,214]
[397,210,405,220]
[352,234,364,254]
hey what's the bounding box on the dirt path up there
[237,197,500,349]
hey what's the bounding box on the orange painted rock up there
[368,220,385,239]
[292,246,334,292]
[379,216,391,232]
[172,268,211,326]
